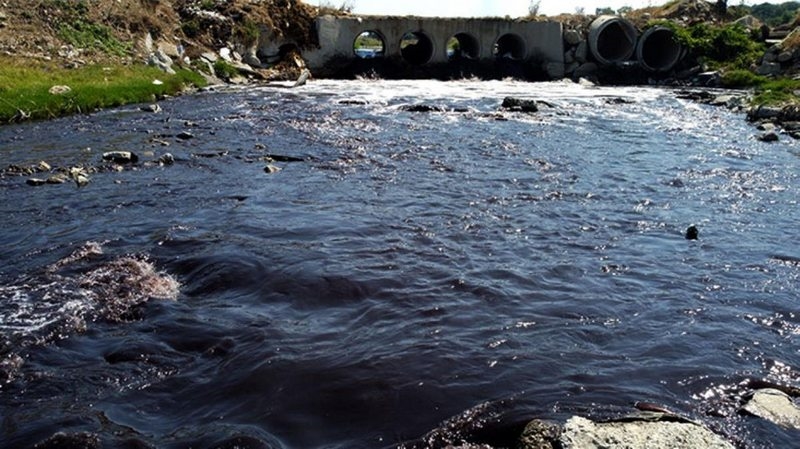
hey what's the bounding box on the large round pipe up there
[636,26,682,72]
[588,15,638,65]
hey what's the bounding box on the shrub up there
[213,60,240,79]
[647,20,765,70]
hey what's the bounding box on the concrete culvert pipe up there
[637,26,682,72]
[588,15,638,65]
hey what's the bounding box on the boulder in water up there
[558,415,734,449]
[103,151,139,164]
[501,97,539,113]
[742,388,800,429]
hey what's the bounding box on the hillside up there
[0,0,323,66]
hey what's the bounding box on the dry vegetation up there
[0,0,322,64]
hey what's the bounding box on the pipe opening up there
[494,33,526,60]
[401,31,434,65]
[353,30,385,59]
[637,27,682,72]
[589,16,637,65]
[447,32,480,61]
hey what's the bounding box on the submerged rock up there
[102,151,139,164]
[159,153,175,165]
[264,164,282,174]
[33,432,101,449]
[685,225,699,240]
[742,388,800,429]
[758,131,780,142]
[401,104,447,113]
[26,178,47,186]
[501,97,539,113]
[141,104,162,113]
[46,174,68,184]
[559,415,734,449]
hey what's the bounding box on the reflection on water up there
[1,80,799,448]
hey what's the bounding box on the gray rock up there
[147,50,176,75]
[26,178,47,186]
[564,29,582,46]
[159,153,175,165]
[559,415,734,449]
[519,419,560,449]
[763,51,778,63]
[695,71,721,87]
[743,388,800,428]
[756,61,781,76]
[575,41,589,63]
[757,122,777,132]
[177,131,194,140]
[74,174,90,187]
[102,151,139,164]
[264,165,282,174]
[564,49,575,64]
[565,61,580,75]
[141,104,161,113]
[748,105,782,121]
[778,51,794,63]
[710,94,746,109]
[573,62,598,78]
[243,52,263,68]
[46,174,68,184]
[779,104,800,121]
[758,131,779,142]
[501,97,539,113]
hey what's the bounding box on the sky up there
[310,0,791,17]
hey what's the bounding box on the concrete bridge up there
[305,16,565,78]
[298,15,682,79]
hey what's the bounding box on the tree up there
[618,6,633,15]
[596,7,615,15]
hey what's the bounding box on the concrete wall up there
[304,15,563,72]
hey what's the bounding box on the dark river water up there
[1,79,799,449]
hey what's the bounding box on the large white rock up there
[560,416,735,449]
[743,388,800,429]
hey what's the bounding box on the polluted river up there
[1,79,799,448]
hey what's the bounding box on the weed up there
[58,20,131,56]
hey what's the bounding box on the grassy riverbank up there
[0,57,207,123]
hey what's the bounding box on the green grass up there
[0,57,207,123]
[721,69,800,105]
[213,60,240,80]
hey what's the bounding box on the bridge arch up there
[494,33,526,60]
[400,30,435,65]
[353,30,386,59]
[447,32,480,60]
